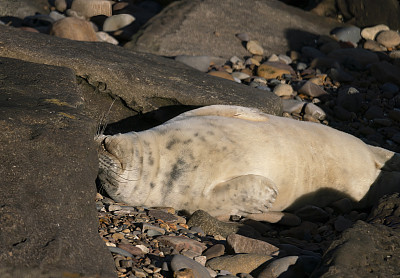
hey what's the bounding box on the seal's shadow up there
[101,105,200,135]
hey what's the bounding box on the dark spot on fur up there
[150,182,155,189]
[148,151,154,166]
[194,132,199,137]
[207,130,215,136]
[183,139,193,144]
[166,138,180,150]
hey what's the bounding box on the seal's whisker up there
[96,99,116,136]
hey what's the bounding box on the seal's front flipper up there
[204,174,278,217]
[166,105,270,123]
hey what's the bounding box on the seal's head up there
[95,133,142,202]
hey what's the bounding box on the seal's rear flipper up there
[166,105,270,123]
[205,174,278,218]
[368,145,400,171]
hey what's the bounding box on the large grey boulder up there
[0,57,116,277]
[0,25,282,115]
[312,194,400,277]
[336,0,400,30]
[0,0,49,19]
[126,0,344,58]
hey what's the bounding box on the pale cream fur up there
[97,105,399,218]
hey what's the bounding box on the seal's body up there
[97,105,399,218]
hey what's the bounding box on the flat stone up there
[257,62,295,79]
[171,255,211,278]
[363,39,387,51]
[187,210,258,238]
[125,0,344,58]
[258,256,298,278]
[71,0,112,18]
[298,81,327,97]
[376,30,400,48]
[117,244,145,256]
[96,31,119,45]
[103,14,135,32]
[0,25,282,115]
[330,25,361,46]
[208,71,235,81]
[361,24,390,41]
[206,254,272,275]
[246,40,264,55]
[282,99,305,114]
[273,84,293,97]
[50,17,97,42]
[227,234,279,255]
[158,236,206,256]
[203,244,225,260]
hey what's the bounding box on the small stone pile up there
[1,0,162,45]
[96,192,372,277]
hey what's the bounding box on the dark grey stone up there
[311,220,400,277]
[0,57,116,277]
[0,0,49,19]
[126,0,343,59]
[0,25,282,116]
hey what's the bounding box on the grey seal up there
[96,105,400,219]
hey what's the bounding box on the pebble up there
[370,61,400,86]
[231,71,250,80]
[206,254,272,275]
[49,11,66,22]
[171,255,211,278]
[376,30,400,48]
[54,0,67,13]
[361,24,390,40]
[103,14,136,32]
[50,17,98,42]
[236,32,250,42]
[208,71,235,81]
[71,0,112,18]
[246,40,264,55]
[273,84,293,97]
[330,26,361,46]
[363,39,387,52]
[203,244,225,260]
[227,234,279,255]
[96,31,119,45]
[258,256,298,278]
[298,81,327,97]
[257,62,294,79]
[108,246,134,257]
[158,235,206,256]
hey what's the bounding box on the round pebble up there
[103,14,135,32]
[376,30,400,48]
[273,84,293,97]
[246,40,264,55]
[361,24,389,40]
